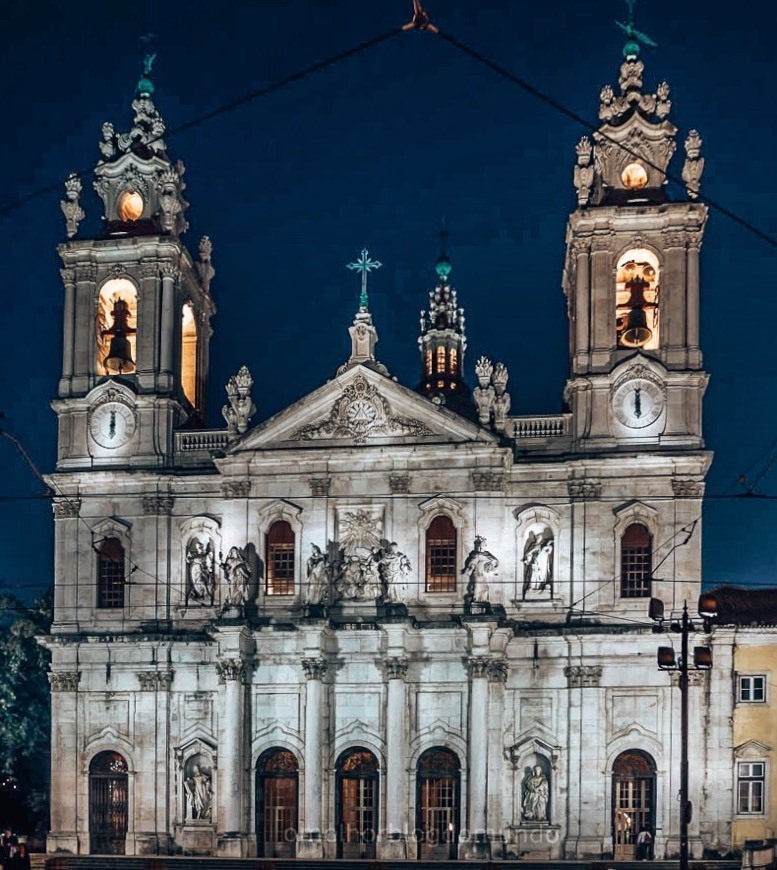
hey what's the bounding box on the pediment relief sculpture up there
[291,375,432,444]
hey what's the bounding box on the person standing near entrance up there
[636,825,653,860]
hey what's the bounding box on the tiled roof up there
[707,584,777,626]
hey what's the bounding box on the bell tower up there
[53,56,216,469]
[417,237,472,415]
[562,35,709,449]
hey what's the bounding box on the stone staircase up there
[28,858,743,870]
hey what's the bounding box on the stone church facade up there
[45,44,736,861]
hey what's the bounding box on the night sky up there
[1,0,774,601]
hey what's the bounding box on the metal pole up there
[680,602,689,870]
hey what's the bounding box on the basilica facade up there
[45,41,736,861]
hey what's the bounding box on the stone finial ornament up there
[473,357,511,433]
[222,366,256,436]
[60,173,85,239]
[197,236,216,293]
[99,122,117,160]
[682,130,705,200]
[573,137,595,207]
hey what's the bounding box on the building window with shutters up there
[620,522,652,598]
[266,520,295,595]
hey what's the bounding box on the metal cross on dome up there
[347,248,382,311]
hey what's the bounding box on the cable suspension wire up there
[0,13,775,254]
[0,25,403,220]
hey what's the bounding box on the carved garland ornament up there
[292,375,432,444]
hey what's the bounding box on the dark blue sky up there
[1,0,774,599]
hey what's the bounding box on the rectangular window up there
[737,762,765,814]
[426,539,456,593]
[266,542,295,595]
[738,675,766,703]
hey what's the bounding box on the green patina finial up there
[347,248,382,312]
[615,0,657,58]
[436,223,452,280]
[137,34,157,97]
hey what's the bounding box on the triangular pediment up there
[226,366,497,452]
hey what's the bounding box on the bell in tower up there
[102,298,136,375]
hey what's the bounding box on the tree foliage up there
[0,592,52,832]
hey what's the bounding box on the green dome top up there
[137,74,155,98]
[436,253,452,280]
[623,38,640,58]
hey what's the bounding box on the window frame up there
[265,520,296,596]
[737,674,767,704]
[619,522,652,599]
[736,760,766,816]
[425,515,458,594]
[97,536,126,609]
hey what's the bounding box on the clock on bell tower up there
[52,57,216,469]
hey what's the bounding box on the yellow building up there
[714,587,777,851]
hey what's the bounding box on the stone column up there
[298,657,328,859]
[159,262,177,391]
[487,660,508,858]
[686,233,702,356]
[573,242,591,373]
[464,656,491,859]
[216,657,246,856]
[590,236,614,366]
[381,657,409,859]
[72,262,97,393]
[59,267,76,391]
[47,671,81,854]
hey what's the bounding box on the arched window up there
[266,521,295,596]
[612,750,656,860]
[98,537,125,609]
[96,278,137,376]
[89,751,128,855]
[256,749,299,857]
[181,302,198,408]
[425,349,433,376]
[448,347,458,375]
[425,516,457,593]
[615,250,660,350]
[436,346,446,374]
[416,748,460,859]
[620,523,652,599]
[336,748,379,859]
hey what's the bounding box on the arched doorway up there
[612,749,656,860]
[416,747,461,859]
[256,748,299,857]
[335,748,379,858]
[89,751,128,855]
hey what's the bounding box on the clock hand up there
[633,387,642,419]
[109,410,117,439]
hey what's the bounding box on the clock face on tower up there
[611,376,665,429]
[89,400,137,448]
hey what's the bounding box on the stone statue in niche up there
[305,543,332,606]
[221,545,251,611]
[522,532,554,599]
[378,541,412,603]
[185,537,216,606]
[184,758,213,822]
[462,535,499,604]
[522,764,549,822]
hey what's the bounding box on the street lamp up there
[649,595,718,870]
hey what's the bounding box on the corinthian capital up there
[216,657,245,683]
[49,671,81,692]
[384,657,409,680]
[302,658,328,681]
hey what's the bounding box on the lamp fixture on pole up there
[649,594,718,870]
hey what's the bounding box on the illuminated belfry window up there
[436,346,446,374]
[181,303,198,406]
[425,350,433,376]
[96,278,138,376]
[449,347,458,375]
[615,250,660,350]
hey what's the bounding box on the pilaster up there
[298,656,328,859]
